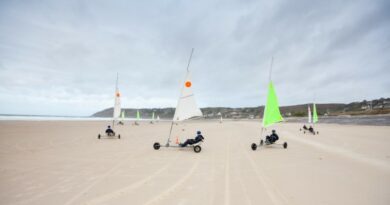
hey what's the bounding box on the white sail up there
[113,75,121,121]
[121,111,125,120]
[308,105,312,123]
[173,71,202,121]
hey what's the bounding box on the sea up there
[0,115,142,121]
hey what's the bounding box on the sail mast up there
[260,57,284,142]
[112,72,119,128]
[268,56,274,83]
[166,48,195,146]
[262,57,274,127]
[260,57,273,140]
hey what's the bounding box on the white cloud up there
[0,0,389,115]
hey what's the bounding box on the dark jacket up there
[194,134,204,143]
[270,133,279,141]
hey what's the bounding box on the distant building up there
[361,105,369,110]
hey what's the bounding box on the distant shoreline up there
[1,114,389,126]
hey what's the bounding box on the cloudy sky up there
[0,0,389,116]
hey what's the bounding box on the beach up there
[0,120,389,205]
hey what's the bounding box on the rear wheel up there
[98,134,101,139]
[260,139,264,146]
[251,143,257,151]
[283,142,288,149]
[194,145,201,153]
[153,142,161,150]
[118,134,121,139]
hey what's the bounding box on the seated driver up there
[308,126,314,133]
[266,130,279,144]
[303,125,308,130]
[105,125,115,136]
[180,131,204,147]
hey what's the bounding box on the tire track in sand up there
[208,150,217,205]
[224,134,231,205]
[235,147,254,205]
[83,152,182,205]
[280,130,390,171]
[240,142,290,205]
[64,139,159,205]
[143,159,200,205]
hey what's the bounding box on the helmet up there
[108,125,111,128]
[197,131,201,134]
[272,130,276,133]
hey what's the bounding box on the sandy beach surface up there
[0,120,389,205]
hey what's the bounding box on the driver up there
[303,125,308,130]
[308,126,314,133]
[105,125,115,136]
[180,131,204,147]
[266,130,279,143]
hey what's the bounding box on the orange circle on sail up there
[185,81,192,87]
[116,92,121,97]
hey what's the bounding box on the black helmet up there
[108,125,111,128]
[197,131,201,134]
[272,130,276,133]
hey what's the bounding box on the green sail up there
[152,112,155,120]
[121,111,125,119]
[263,81,283,127]
[313,103,318,123]
[136,110,140,120]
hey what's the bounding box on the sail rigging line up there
[260,57,275,141]
[166,48,196,146]
[112,72,119,128]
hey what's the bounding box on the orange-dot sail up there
[185,81,192,87]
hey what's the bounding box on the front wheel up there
[251,143,257,151]
[283,142,288,149]
[153,142,161,150]
[98,134,101,139]
[260,139,264,146]
[118,134,121,139]
[194,145,201,153]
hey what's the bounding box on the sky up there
[0,0,389,116]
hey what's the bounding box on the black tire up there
[98,134,101,139]
[194,145,201,153]
[299,128,302,131]
[251,143,257,151]
[153,142,160,150]
[317,131,319,134]
[304,131,306,134]
[118,134,121,139]
[283,142,288,149]
[260,139,264,146]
